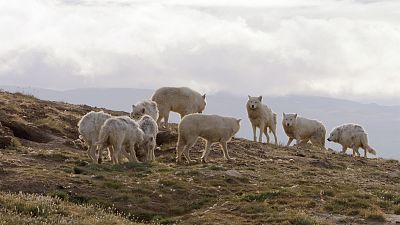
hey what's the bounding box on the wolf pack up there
[78,86,376,165]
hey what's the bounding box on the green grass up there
[34,117,64,133]
[290,215,321,225]
[48,190,69,201]
[158,179,177,187]
[324,191,386,218]
[394,205,400,215]
[376,190,400,204]
[241,190,281,202]
[34,152,69,162]
[103,181,124,190]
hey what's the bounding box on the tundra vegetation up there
[0,91,399,225]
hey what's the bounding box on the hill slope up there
[1,85,399,159]
[0,91,399,225]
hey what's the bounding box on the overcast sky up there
[1,0,400,104]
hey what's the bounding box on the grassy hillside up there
[0,192,144,225]
[0,91,399,225]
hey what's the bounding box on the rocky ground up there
[0,91,399,225]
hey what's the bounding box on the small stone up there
[225,170,243,179]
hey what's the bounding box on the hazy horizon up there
[3,84,400,107]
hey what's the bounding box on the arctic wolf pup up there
[130,100,159,121]
[176,114,241,164]
[78,111,112,163]
[246,96,277,144]
[97,116,144,164]
[136,115,158,162]
[327,124,376,158]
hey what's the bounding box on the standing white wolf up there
[78,111,112,163]
[282,113,326,148]
[246,96,278,144]
[97,116,144,164]
[176,114,241,164]
[136,115,158,162]
[327,124,376,158]
[130,100,159,121]
[151,87,206,126]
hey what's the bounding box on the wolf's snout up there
[286,123,290,126]
[327,138,331,141]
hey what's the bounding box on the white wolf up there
[246,96,277,144]
[282,113,326,148]
[130,100,159,121]
[97,116,144,164]
[327,124,376,158]
[151,87,206,126]
[77,111,112,163]
[176,114,241,164]
[136,115,158,162]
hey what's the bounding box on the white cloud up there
[1,0,400,103]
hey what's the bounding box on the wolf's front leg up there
[252,124,257,142]
[259,123,265,143]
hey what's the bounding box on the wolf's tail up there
[366,145,376,155]
[361,133,376,155]
[269,113,277,133]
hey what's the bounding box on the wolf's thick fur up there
[246,96,278,144]
[328,124,376,158]
[130,100,159,121]
[97,116,144,164]
[151,87,206,126]
[176,114,241,163]
[282,113,326,148]
[77,111,112,163]
[135,115,158,162]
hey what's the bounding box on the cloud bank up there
[1,0,400,103]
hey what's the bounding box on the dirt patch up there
[0,136,12,149]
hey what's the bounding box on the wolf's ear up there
[141,108,145,113]
[294,113,298,118]
[283,112,286,117]
[132,104,135,109]
[202,94,206,99]
[258,96,262,101]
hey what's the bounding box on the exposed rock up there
[0,120,53,143]
[385,214,400,223]
[225,170,243,179]
[156,130,178,146]
[0,122,12,136]
[0,136,13,149]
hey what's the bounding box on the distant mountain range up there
[1,85,399,159]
